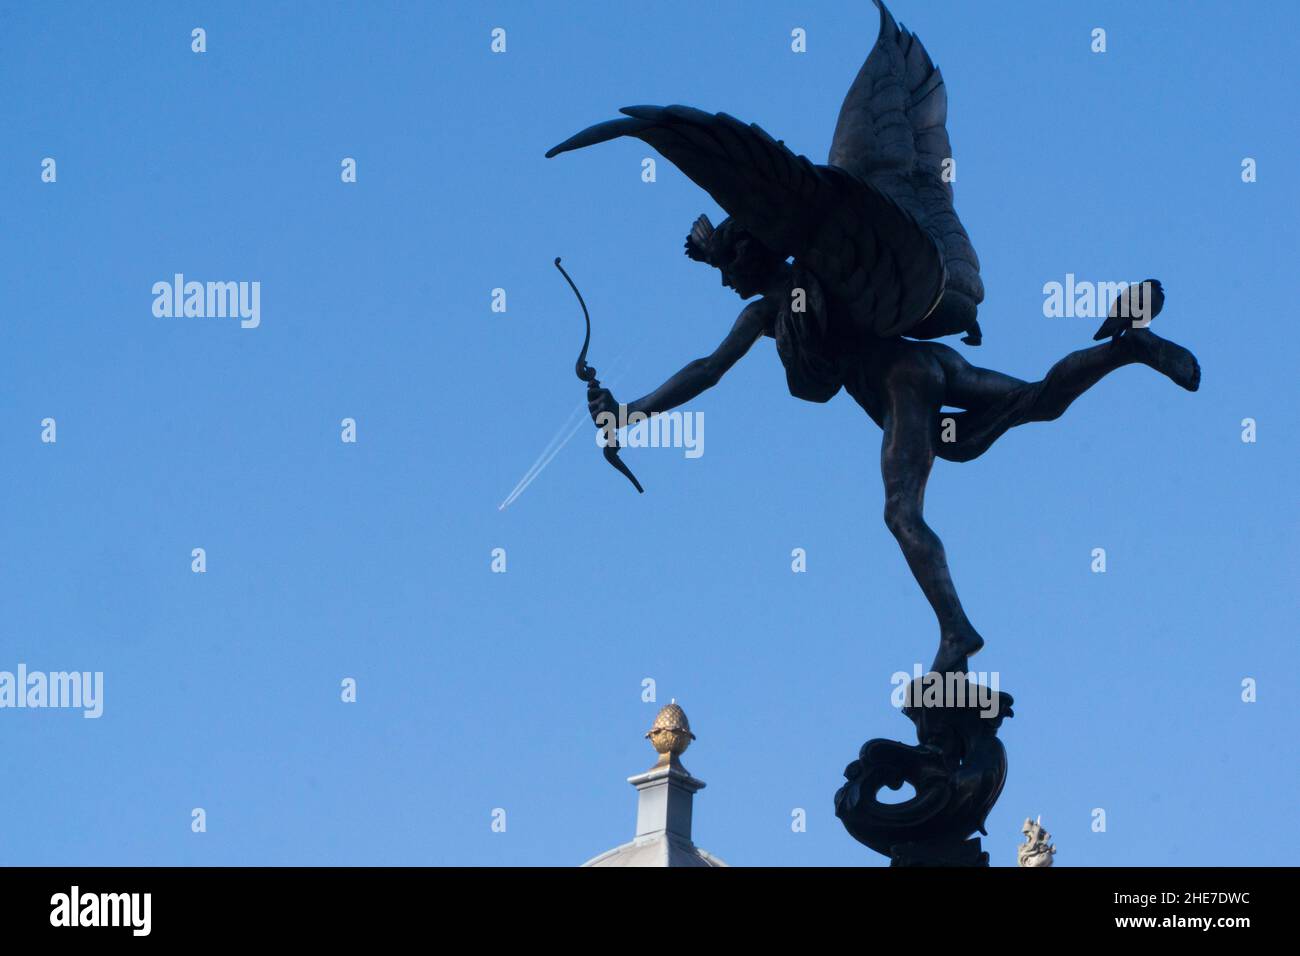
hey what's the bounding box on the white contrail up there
[498,411,589,511]
[498,351,634,511]
[497,402,586,510]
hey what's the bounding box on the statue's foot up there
[931,628,984,675]
[1128,328,1200,392]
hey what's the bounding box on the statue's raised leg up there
[930,330,1201,463]
[1022,329,1200,423]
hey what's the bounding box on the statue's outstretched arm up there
[619,300,769,418]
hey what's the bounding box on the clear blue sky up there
[2,1,1296,866]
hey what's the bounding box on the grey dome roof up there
[583,833,726,868]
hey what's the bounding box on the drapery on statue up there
[546,0,1199,674]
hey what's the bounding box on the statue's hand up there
[588,386,620,426]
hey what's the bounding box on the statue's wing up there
[827,0,984,342]
[547,104,944,338]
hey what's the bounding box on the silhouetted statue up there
[546,0,1200,677]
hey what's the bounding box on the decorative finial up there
[645,702,696,765]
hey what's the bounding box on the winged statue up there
[546,0,1200,673]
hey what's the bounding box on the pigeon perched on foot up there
[1093,278,1164,341]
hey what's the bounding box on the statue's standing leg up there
[878,350,983,673]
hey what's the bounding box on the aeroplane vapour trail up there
[497,410,587,511]
[497,350,633,511]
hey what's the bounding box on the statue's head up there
[685,214,785,299]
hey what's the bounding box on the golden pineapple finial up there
[645,699,696,765]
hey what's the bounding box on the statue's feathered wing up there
[829,0,984,343]
[545,0,982,344]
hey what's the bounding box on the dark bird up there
[1093,278,1165,341]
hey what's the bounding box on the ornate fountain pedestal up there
[835,674,1014,867]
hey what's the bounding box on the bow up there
[554,257,644,494]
